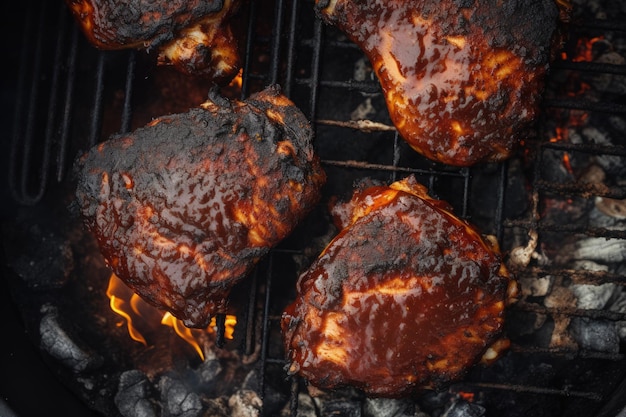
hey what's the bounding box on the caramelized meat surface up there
[315,0,559,166]
[65,0,241,83]
[75,86,326,328]
[281,176,518,397]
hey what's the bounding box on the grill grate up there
[5,0,626,416]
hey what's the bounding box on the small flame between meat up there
[106,273,236,360]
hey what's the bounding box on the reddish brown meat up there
[281,176,518,397]
[65,0,241,83]
[75,86,326,328]
[315,0,560,166]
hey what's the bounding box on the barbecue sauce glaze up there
[75,86,326,328]
[315,0,560,166]
[282,176,518,397]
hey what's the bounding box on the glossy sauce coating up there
[281,176,517,397]
[316,0,559,166]
[65,0,241,82]
[75,86,326,328]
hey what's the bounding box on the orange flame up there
[161,312,206,360]
[549,127,574,175]
[106,273,236,359]
[106,275,148,346]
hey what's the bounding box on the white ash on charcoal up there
[115,370,157,417]
[159,375,204,417]
[197,349,223,382]
[569,127,625,177]
[547,209,626,351]
[567,237,626,264]
[353,57,375,86]
[110,342,277,417]
[569,262,615,310]
[350,58,377,120]
[363,397,423,417]
[228,389,263,417]
[594,197,626,222]
[39,304,103,373]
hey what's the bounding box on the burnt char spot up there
[67,0,224,48]
[75,86,325,328]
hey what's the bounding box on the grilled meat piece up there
[281,175,518,397]
[75,86,326,328]
[65,0,241,83]
[315,0,560,166]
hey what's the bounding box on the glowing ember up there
[106,273,236,360]
[458,391,475,402]
[548,128,574,175]
[546,35,604,175]
[571,36,604,63]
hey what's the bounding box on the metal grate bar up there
[307,15,323,122]
[87,52,107,148]
[56,21,79,183]
[259,246,276,409]
[551,59,626,75]
[510,345,624,361]
[119,51,136,135]
[268,0,285,86]
[9,2,48,205]
[543,98,626,114]
[512,266,626,286]
[240,0,258,98]
[534,180,626,200]
[515,301,626,322]
[542,141,626,157]
[283,0,301,97]
[456,382,604,402]
[573,18,626,33]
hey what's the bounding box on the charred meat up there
[315,0,560,166]
[65,0,242,83]
[281,175,518,397]
[75,86,326,328]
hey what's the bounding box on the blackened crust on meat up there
[65,0,225,49]
[65,0,243,83]
[281,176,516,397]
[75,85,326,328]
